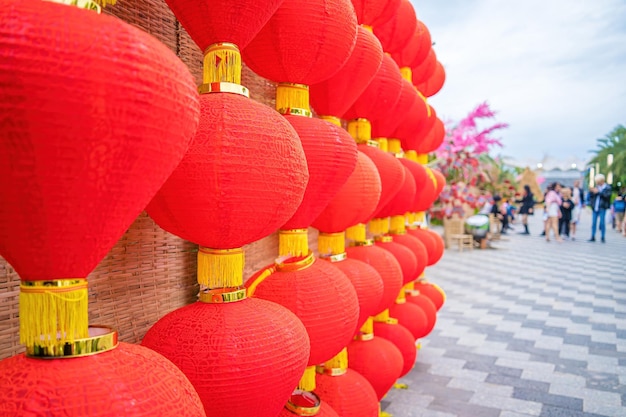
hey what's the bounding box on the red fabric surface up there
[407,228,444,266]
[402,104,437,152]
[431,168,447,197]
[375,240,417,286]
[346,245,402,315]
[414,281,445,311]
[142,299,310,417]
[277,400,339,417]
[394,95,429,150]
[358,144,405,221]
[350,0,401,27]
[373,0,417,53]
[391,233,428,279]
[347,337,403,400]
[248,258,359,365]
[406,293,437,337]
[412,166,438,212]
[329,258,384,332]
[282,116,357,230]
[312,151,381,233]
[409,20,433,68]
[343,55,403,122]
[389,301,429,340]
[412,48,437,86]
[0,0,199,281]
[165,0,283,50]
[243,0,358,85]
[390,25,421,68]
[147,93,308,249]
[0,343,205,416]
[315,369,379,417]
[416,117,445,154]
[373,322,416,376]
[416,61,446,97]
[377,165,416,219]
[310,27,383,118]
[371,79,418,139]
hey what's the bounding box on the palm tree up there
[589,125,626,190]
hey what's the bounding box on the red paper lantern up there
[373,322,416,376]
[347,337,403,400]
[373,0,417,53]
[410,20,433,68]
[310,26,384,118]
[147,93,308,249]
[142,299,310,417]
[247,256,359,365]
[343,55,404,122]
[389,301,429,340]
[0,343,205,416]
[415,117,445,154]
[281,116,358,230]
[407,228,443,266]
[350,0,401,27]
[277,394,339,417]
[376,165,416,220]
[346,245,402,315]
[375,239,417,286]
[414,281,446,311]
[313,152,382,233]
[394,95,429,151]
[412,48,437,86]
[315,369,379,417]
[416,61,446,97]
[406,293,437,336]
[391,233,428,279]
[432,168,447,197]
[371,79,418,140]
[243,0,358,85]
[428,229,445,264]
[413,166,438,213]
[328,258,384,332]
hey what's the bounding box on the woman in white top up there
[570,180,583,240]
[544,182,563,242]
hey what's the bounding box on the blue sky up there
[411,0,626,163]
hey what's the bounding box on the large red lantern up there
[408,228,444,266]
[373,0,417,53]
[416,61,446,97]
[370,79,418,141]
[432,168,447,197]
[416,117,446,154]
[350,0,401,27]
[375,238,417,286]
[410,20,433,68]
[373,321,417,376]
[389,300,429,340]
[412,48,437,86]
[392,232,428,279]
[406,292,438,336]
[0,1,205,414]
[395,97,430,151]
[347,336,403,400]
[414,281,446,311]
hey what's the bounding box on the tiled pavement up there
[383,210,626,417]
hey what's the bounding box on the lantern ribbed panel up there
[373,0,417,53]
[417,61,446,97]
[142,299,310,417]
[407,105,437,153]
[375,241,417,285]
[391,234,427,279]
[377,165,416,219]
[243,0,358,85]
[391,20,431,69]
[410,21,433,68]
[416,117,445,154]
[343,55,403,122]
[412,48,437,86]
[432,169,446,196]
[310,27,383,118]
[413,167,437,213]
[371,79,418,139]
[0,343,205,416]
[429,230,445,264]
[388,301,429,340]
[164,0,284,50]
[407,228,437,266]
[312,152,381,232]
[414,281,445,311]
[347,337,403,400]
[315,370,379,417]
[249,259,359,365]
[0,0,200,280]
[350,0,400,27]
[277,400,339,417]
[406,293,437,337]
[395,97,429,150]
[330,258,384,331]
[282,116,357,230]
[146,93,308,249]
[345,245,402,315]
[358,144,405,220]
[373,322,416,376]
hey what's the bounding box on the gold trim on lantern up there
[396,288,407,304]
[198,247,244,289]
[317,348,348,376]
[277,83,311,116]
[350,239,374,247]
[279,229,309,257]
[390,215,406,234]
[297,366,317,392]
[405,150,418,162]
[346,223,367,242]
[355,332,374,341]
[369,217,390,236]
[276,251,315,272]
[373,138,388,152]
[417,154,429,164]
[373,309,398,325]
[347,118,371,144]
[361,24,373,33]
[322,252,347,263]
[374,235,393,243]
[357,317,374,340]
[319,115,342,127]
[26,325,118,359]
[198,82,249,97]
[388,138,403,156]
[399,67,412,82]
[318,232,346,256]
[279,107,313,117]
[203,42,242,85]
[315,365,347,376]
[199,287,247,304]
[285,391,321,416]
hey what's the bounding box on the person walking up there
[544,182,563,242]
[559,187,574,239]
[516,185,534,235]
[588,174,612,243]
[570,180,584,240]
[612,194,625,233]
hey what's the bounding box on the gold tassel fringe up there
[203,43,241,85]
[198,247,244,288]
[405,150,418,162]
[279,229,309,257]
[399,67,412,82]
[318,232,345,256]
[414,212,426,226]
[369,217,390,236]
[417,154,429,164]
[347,119,371,144]
[346,223,367,242]
[396,288,406,303]
[19,279,89,349]
[319,115,342,127]
[388,138,402,154]
[297,366,317,392]
[373,309,390,323]
[360,317,374,335]
[374,138,389,152]
[276,83,310,115]
[390,215,406,234]
[405,282,415,291]
[325,348,348,371]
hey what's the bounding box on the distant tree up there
[589,125,626,189]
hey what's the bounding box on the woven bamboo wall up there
[0,0,319,360]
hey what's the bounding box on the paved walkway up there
[384,210,626,417]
